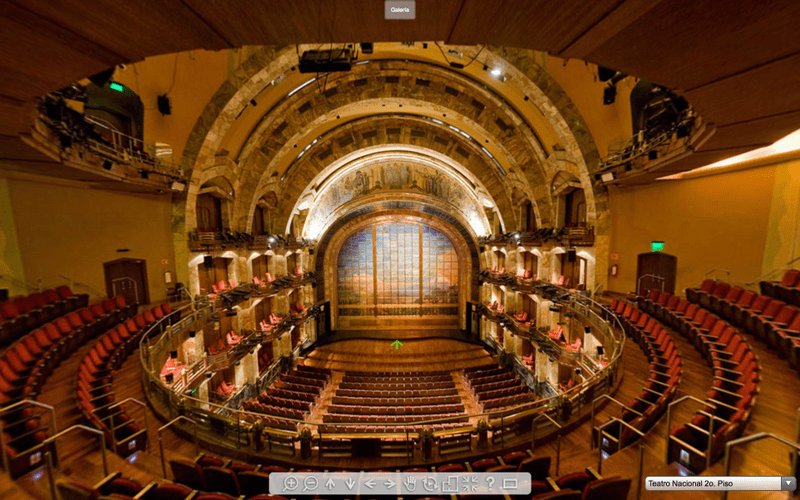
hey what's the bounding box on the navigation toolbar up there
[270,473,532,496]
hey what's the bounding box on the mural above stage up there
[337,222,459,318]
[304,160,490,239]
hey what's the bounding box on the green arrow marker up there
[391,340,403,350]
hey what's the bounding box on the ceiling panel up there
[447,0,622,52]
[684,53,800,126]
[14,0,231,61]
[183,0,463,47]
[584,0,800,91]
[697,111,800,152]
[0,3,121,101]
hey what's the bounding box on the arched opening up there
[552,171,587,228]
[195,176,234,234]
[521,199,536,232]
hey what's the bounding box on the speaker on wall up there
[597,346,605,356]
[567,249,577,262]
[203,256,213,268]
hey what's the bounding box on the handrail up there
[721,432,800,500]
[0,400,58,476]
[590,394,642,448]
[595,417,646,500]
[665,395,718,470]
[43,425,108,500]
[106,398,150,454]
[158,416,199,478]
[637,273,665,295]
[138,284,626,452]
[532,412,562,475]
[595,417,645,471]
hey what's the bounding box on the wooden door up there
[637,252,678,295]
[104,258,149,306]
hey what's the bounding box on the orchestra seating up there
[319,370,471,433]
[463,364,535,410]
[605,304,682,453]
[76,303,171,458]
[619,287,762,473]
[0,294,137,477]
[242,365,331,431]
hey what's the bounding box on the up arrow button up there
[325,478,336,491]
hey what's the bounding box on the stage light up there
[490,68,502,77]
[603,85,617,105]
[584,326,591,334]
[648,150,658,160]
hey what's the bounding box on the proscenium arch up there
[245,110,523,237]
[317,206,478,331]
[291,147,498,240]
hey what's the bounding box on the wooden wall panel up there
[15,0,231,61]
[447,0,623,52]
[582,0,800,92]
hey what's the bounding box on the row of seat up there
[337,380,456,390]
[256,394,310,412]
[345,369,452,377]
[242,366,329,431]
[627,290,762,473]
[317,420,471,433]
[243,400,307,421]
[341,373,452,383]
[77,304,168,459]
[59,470,281,500]
[334,387,459,398]
[606,303,682,453]
[330,395,461,406]
[0,285,90,344]
[464,364,536,409]
[759,268,800,306]
[682,279,800,370]
[326,403,465,415]
[0,295,140,479]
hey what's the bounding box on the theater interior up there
[1,1,800,499]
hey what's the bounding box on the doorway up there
[104,258,149,306]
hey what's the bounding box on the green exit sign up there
[651,241,665,252]
[109,82,125,92]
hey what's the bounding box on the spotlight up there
[157,94,172,115]
[603,85,617,105]
[648,150,658,161]
[584,326,591,334]
[250,99,257,106]
[359,42,373,54]
[189,331,196,338]
[490,68,502,77]
[170,350,178,359]
[483,64,488,71]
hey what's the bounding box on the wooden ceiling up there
[1,0,799,182]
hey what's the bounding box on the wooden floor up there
[4,320,799,500]
[304,338,495,372]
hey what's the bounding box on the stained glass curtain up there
[338,222,459,317]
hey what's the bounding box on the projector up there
[299,48,353,74]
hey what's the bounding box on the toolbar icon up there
[422,477,438,492]
[403,476,417,492]
[282,476,298,492]
[442,476,459,494]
